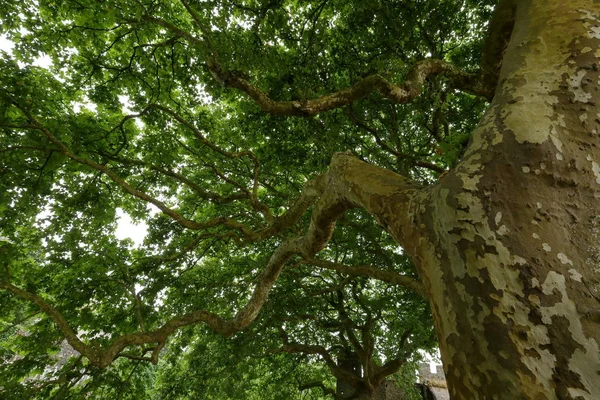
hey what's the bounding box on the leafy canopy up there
[1,0,492,398]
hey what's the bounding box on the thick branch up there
[373,330,412,382]
[373,357,405,383]
[132,11,498,120]
[209,59,488,116]
[325,153,425,254]
[0,280,101,365]
[263,173,327,235]
[136,15,488,115]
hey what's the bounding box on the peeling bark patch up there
[557,253,573,265]
[496,225,509,235]
[546,316,588,398]
[568,269,583,282]
[580,9,600,39]
[591,161,600,184]
[568,70,593,103]
[543,243,552,252]
[538,272,600,398]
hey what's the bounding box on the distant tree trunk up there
[336,352,362,399]
[334,352,406,400]
[331,1,600,398]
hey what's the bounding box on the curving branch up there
[207,58,489,117]
[373,357,406,383]
[8,106,269,240]
[4,102,330,246]
[298,381,336,398]
[303,258,426,297]
[373,330,414,382]
[0,280,100,366]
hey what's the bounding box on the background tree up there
[2,0,600,399]
[263,260,436,399]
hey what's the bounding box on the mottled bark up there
[393,1,600,398]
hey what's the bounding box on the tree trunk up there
[400,1,600,398]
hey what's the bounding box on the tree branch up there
[333,291,367,366]
[347,107,446,174]
[5,101,331,245]
[373,357,405,383]
[303,258,426,297]
[135,103,267,220]
[1,150,426,370]
[0,280,102,366]
[373,330,413,382]
[298,381,336,398]
[8,105,274,240]
[278,343,362,387]
[209,59,488,116]
[100,152,249,205]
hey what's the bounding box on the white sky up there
[0,34,14,52]
[115,209,149,247]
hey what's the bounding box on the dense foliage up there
[1,0,493,398]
